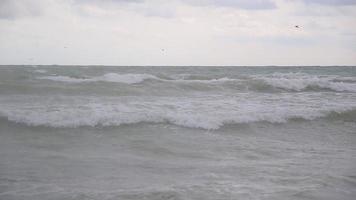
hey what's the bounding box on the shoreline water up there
[0,66,355,199]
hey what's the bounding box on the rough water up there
[0,66,355,200]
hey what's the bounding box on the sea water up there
[0,66,355,199]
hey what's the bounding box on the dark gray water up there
[0,66,356,199]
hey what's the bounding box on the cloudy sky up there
[0,0,355,66]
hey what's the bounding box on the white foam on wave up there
[34,69,47,73]
[38,75,88,83]
[37,72,356,92]
[38,73,159,84]
[255,73,356,92]
[168,74,234,83]
[0,94,355,130]
[38,73,235,85]
[96,73,159,84]
[173,77,234,83]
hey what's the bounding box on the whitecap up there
[38,73,160,84]
[254,73,356,92]
[37,73,236,85]
[1,94,355,130]
[34,69,47,73]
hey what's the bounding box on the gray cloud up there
[75,0,276,9]
[0,0,42,19]
[73,0,175,18]
[300,0,356,6]
[74,0,144,5]
[182,0,276,9]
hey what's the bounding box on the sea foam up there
[37,72,356,92]
[38,73,234,85]
[38,73,160,84]
[1,94,355,129]
[254,73,356,92]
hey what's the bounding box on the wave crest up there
[37,72,356,93]
[253,73,356,92]
[38,73,160,84]
[1,95,355,129]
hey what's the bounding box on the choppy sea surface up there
[0,65,355,200]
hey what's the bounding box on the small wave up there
[37,72,356,92]
[38,73,160,84]
[96,73,159,84]
[38,75,89,83]
[37,73,235,85]
[34,69,47,73]
[173,77,234,83]
[168,74,233,82]
[253,73,356,92]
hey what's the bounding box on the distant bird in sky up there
[295,25,300,28]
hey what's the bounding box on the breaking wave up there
[1,96,355,130]
[34,69,47,73]
[37,72,356,92]
[38,73,235,85]
[253,73,356,92]
[38,73,160,84]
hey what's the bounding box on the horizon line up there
[1,65,355,67]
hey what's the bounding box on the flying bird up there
[295,25,300,28]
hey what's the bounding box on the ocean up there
[0,65,355,200]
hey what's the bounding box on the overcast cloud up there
[300,0,356,6]
[181,0,276,9]
[0,0,43,19]
[0,0,355,65]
